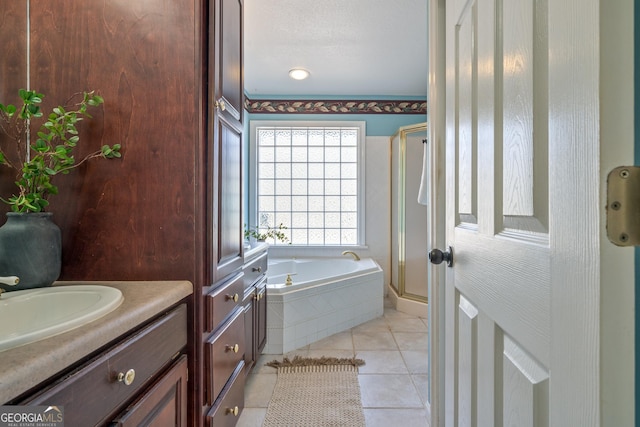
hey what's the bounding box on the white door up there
[436,0,635,425]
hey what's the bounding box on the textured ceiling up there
[244,0,428,98]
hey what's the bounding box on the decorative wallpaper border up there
[244,98,427,114]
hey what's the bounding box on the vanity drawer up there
[206,272,244,333]
[22,304,187,427]
[207,361,245,427]
[205,307,244,405]
[111,355,188,426]
[242,252,267,290]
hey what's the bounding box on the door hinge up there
[606,166,640,246]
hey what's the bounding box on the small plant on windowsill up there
[244,223,290,244]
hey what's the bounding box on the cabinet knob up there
[225,343,239,353]
[215,98,226,112]
[226,293,239,302]
[117,369,136,386]
[226,406,239,416]
[252,266,262,273]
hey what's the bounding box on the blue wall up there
[245,112,426,136]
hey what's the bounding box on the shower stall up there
[389,122,429,317]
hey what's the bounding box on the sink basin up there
[0,285,124,352]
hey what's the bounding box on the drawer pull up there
[225,293,239,302]
[226,406,239,416]
[117,369,136,386]
[252,266,262,273]
[225,343,239,353]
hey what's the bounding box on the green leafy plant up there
[0,89,121,212]
[244,222,290,244]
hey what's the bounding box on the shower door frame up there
[390,122,429,304]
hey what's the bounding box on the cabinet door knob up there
[117,368,136,386]
[226,406,239,416]
[252,266,262,273]
[225,344,239,353]
[215,98,226,112]
[226,293,239,302]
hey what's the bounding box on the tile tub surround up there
[238,298,430,427]
[264,259,384,354]
[0,280,193,403]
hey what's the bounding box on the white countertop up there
[0,280,193,403]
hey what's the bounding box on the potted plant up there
[0,89,121,291]
[244,222,290,244]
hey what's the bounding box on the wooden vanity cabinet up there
[242,250,268,373]
[242,289,256,373]
[204,303,245,425]
[206,272,244,333]
[255,281,267,356]
[202,0,246,424]
[206,361,245,427]
[205,306,245,405]
[111,355,188,427]
[18,304,188,427]
[242,252,267,290]
[1,0,245,425]
[243,277,268,374]
[204,274,246,424]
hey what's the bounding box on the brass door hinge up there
[607,166,640,246]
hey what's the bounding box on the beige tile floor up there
[237,298,430,427]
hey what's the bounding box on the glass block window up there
[250,121,366,246]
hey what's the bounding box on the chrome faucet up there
[0,276,20,297]
[342,251,361,261]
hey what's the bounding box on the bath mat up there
[263,356,366,427]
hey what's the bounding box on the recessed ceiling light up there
[289,68,310,80]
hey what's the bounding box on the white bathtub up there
[264,257,384,354]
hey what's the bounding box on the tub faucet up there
[342,251,361,261]
[0,276,20,297]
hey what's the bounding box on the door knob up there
[429,246,453,267]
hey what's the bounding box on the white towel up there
[417,139,429,205]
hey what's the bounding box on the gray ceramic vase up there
[0,212,62,292]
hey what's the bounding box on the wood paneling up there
[0,1,28,205]
[1,2,209,426]
[26,1,203,283]
[210,0,244,284]
[1,2,245,425]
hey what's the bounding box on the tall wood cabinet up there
[0,1,244,426]
[211,0,245,284]
[205,0,246,424]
